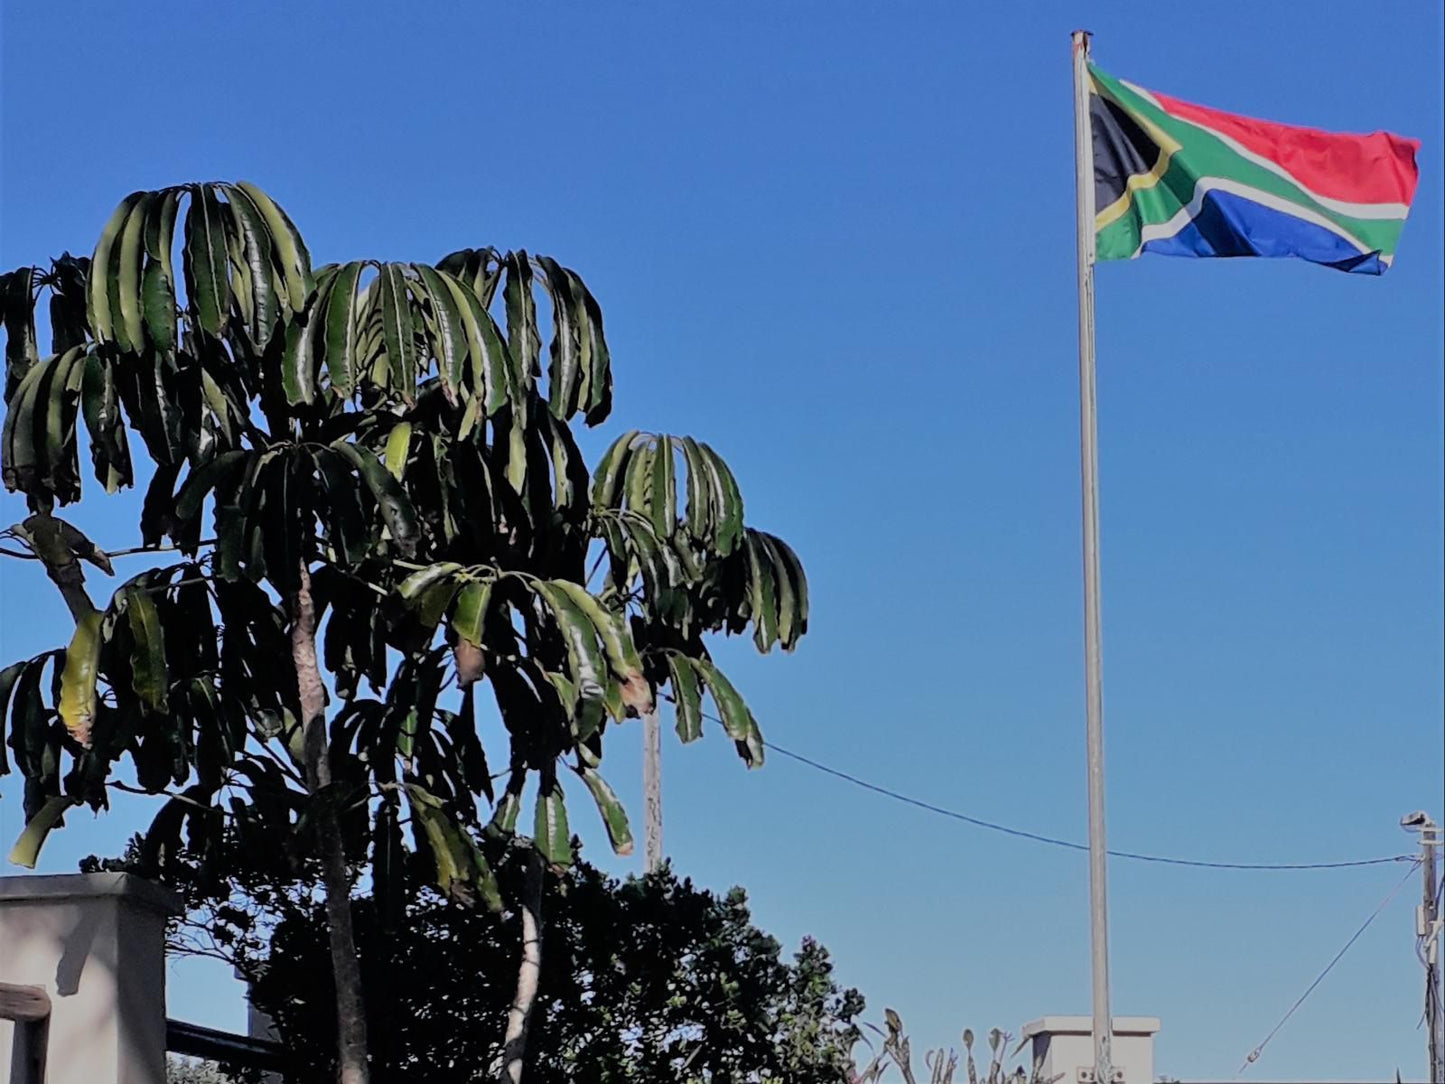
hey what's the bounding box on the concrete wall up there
[1021,1016,1160,1084]
[0,873,179,1084]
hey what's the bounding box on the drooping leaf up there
[123,583,169,712]
[412,264,466,402]
[7,795,78,869]
[322,261,365,397]
[233,181,314,314]
[501,251,539,390]
[140,260,176,354]
[698,441,744,555]
[384,421,412,480]
[533,777,573,867]
[549,579,651,715]
[377,263,417,399]
[679,436,713,542]
[534,255,581,419]
[435,268,509,417]
[591,430,638,510]
[87,191,145,347]
[58,610,104,747]
[281,274,333,406]
[691,656,763,767]
[575,765,632,856]
[650,436,678,538]
[746,530,780,653]
[183,184,232,337]
[533,581,607,708]
[331,439,420,556]
[667,653,703,743]
[113,191,151,354]
[0,660,27,775]
[224,184,282,350]
[1,267,38,396]
[80,354,132,493]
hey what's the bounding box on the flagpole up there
[1072,28,1115,1084]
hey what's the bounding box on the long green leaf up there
[331,440,420,556]
[412,264,466,401]
[224,185,281,349]
[746,530,779,653]
[623,440,653,517]
[7,796,78,869]
[141,261,176,354]
[436,268,509,416]
[1,355,51,494]
[650,437,678,538]
[88,192,145,347]
[174,449,249,526]
[666,653,703,742]
[501,251,539,390]
[384,421,411,480]
[114,193,150,354]
[377,263,416,400]
[692,656,763,768]
[698,442,744,555]
[576,765,632,856]
[549,579,651,714]
[124,584,169,712]
[145,189,181,289]
[323,261,364,397]
[0,660,27,774]
[679,436,714,541]
[765,532,808,650]
[534,582,607,706]
[534,255,581,419]
[533,780,573,866]
[184,185,232,336]
[576,273,612,424]
[58,610,104,748]
[233,181,314,313]
[281,275,333,406]
[591,430,637,509]
[451,580,493,646]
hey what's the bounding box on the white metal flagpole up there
[1071,28,1115,1084]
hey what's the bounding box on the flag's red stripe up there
[1152,90,1420,206]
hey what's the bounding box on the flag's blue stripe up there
[1140,190,1388,275]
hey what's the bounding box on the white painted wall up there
[1021,1016,1160,1083]
[0,873,179,1084]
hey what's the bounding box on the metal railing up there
[166,1018,286,1073]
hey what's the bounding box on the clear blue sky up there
[2,3,1441,1080]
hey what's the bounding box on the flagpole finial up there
[1072,29,1092,55]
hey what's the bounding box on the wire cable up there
[1237,861,1421,1075]
[697,707,1414,870]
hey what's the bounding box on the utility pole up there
[1402,811,1443,1083]
[643,707,663,873]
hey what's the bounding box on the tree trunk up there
[291,561,370,1084]
[497,848,545,1084]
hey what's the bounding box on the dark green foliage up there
[1,181,808,918]
[99,834,863,1083]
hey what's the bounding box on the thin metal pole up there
[644,707,663,873]
[1071,28,1114,1084]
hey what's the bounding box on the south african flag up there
[1089,64,1420,274]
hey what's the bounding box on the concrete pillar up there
[1020,1016,1160,1084]
[0,873,180,1084]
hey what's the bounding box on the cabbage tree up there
[0,182,807,1083]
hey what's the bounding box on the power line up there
[1238,861,1421,1075]
[700,710,1413,871]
